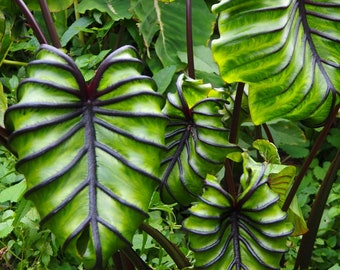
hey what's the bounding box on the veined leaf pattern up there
[183,154,293,269]
[160,74,238,205]
[212,0,340,126]
[4,44,167,268]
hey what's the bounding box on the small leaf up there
[177,46,220,74]
[152,65,177,94]
[0,210,15,238]
[0,180,26,203]
[327,127,340,148]
[253,139,280,164]
[60,17,94,47]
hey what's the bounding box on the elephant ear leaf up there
[4,44,167,269]
[183,153,293,269]
[160,74,238,205]
[212,1,340,127]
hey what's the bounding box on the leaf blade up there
[212,0,340,126]
[5,45,167,268]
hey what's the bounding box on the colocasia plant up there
[0,0,339,269]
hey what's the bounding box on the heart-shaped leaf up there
[5,44,167,268]
[160,74,239,205]
[212,1,340,126]
[183,154,293,269]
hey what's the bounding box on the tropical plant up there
[0,0,339,269]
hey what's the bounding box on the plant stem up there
[229,82,244,144]
[294,146,340,269]
[14,0,48,45]
[121,247,151,270]
[73,0,85,45]
[282,104,340,212]
[2,59,28,66]
[222,82,244,197]
[223,159,236,198]
[114,22,126,50]
[186,0,195,79]
[262,123,274,143]
[38,0,61,48]
[139,222,191,269]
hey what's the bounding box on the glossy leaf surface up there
[5,45,167,268]
[160,74,237,205]
[212,0,340,126]
[183,154,293,269]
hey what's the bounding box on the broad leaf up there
[183,154,293,269]
[76,0,131,21]
[253,139,281,164]
[5,44,167,268]
[25,0,73,12]
[160,74,238,205]
[212,0,340,126]
[131,0,216,67]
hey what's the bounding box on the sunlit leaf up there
[212,0,340,126]
[253,139,280,164]
[0,180,26,203]
[60,17,94,47]
[5,44,167,269]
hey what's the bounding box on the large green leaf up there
[183,154,293,269]
[4,45,167,268]
[212,1,340,126]
[160,74,238,205]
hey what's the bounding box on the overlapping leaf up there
[4,44,167,269]
[212,0,340,126]
[131,0,216,68]
[183,154,294,269]
[160,74,238,205]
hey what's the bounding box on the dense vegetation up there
[0,0,339,269]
